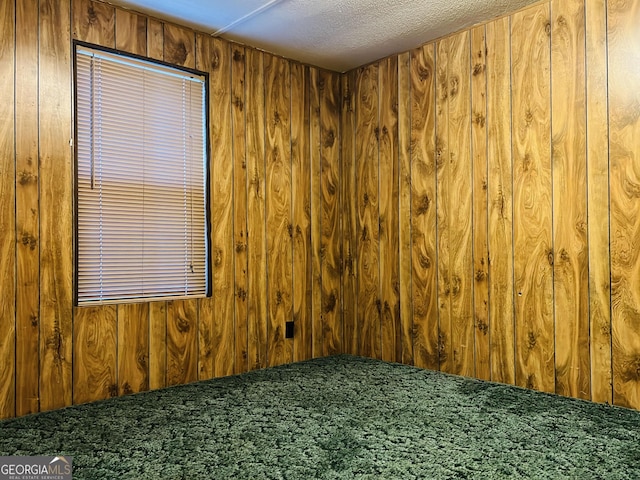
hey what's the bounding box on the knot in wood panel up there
[323,292,337,313]
[415,194,431,216]
[109,384,118,397]
[419,253,431,269]
[233,49,244,62]
[417,65,431,82]
[176,316,190,333]
[449,76,459,97]
[21,232,37,250]
[323,129,335,148]
[19,170,37,185]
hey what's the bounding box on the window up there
[74,44,210,305]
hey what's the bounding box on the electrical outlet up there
[285,321,294,339]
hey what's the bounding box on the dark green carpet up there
[1,355,639,479]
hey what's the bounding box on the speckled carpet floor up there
[1,355,639,479]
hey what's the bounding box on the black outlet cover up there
[285,321,294,339]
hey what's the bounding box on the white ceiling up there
[107,0,540,72]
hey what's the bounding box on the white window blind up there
[75,45,209,305]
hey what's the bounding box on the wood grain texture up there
[410,44,439,370]
[232,46,249,374]
[207,37,235,377]
[194,34,213,381]
[341,71,358,356]
[15,0,40,417]
[245,48,268,370]
[320,70,343,356]
[511,3,554,393]
[265,54,293,367]
[167,300,198,386]
[117,304,149,395]
[72,0,114,46]
[551,0,589,400]
[115,8,146,56]
[291,63,313,362]
[471,25,490,381]
[163,23,194,68]
[0,0,15,420]
[586,0,612,405]
[379,57,401,363]
[486,16,515,385]
[197,298,213,380]
[397,52,413,365]
[147,18,163,61]
[149,301,167,389]
[435,38,451,371]
[355,63,381,359]
[446,30,474,377]
[310,67,324,358]
[608,0,640,409]
[73,306,117,404]
[39,0,73,412]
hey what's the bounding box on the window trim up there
[72,40,212,306]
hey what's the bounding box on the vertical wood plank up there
[246,48,268,370]
[39,0,73,412]
[149,301,167,389]
[608,0,640,409]
[436,38,451,371]
[167,300,198,386]
[194,34,213,381]
[115,8,146,56]
[207,37,235,377]
[197,298,213,380]
[586,0,612,405]
[147,18,163,61]
[117,304,149,395]
[232,46,249,374]
[446,30,474,377]
[310,67,324,358]
[511,3,554,393]
[292,63,313,362]
[320,70,343,356]
[73,306,117,404]
[0,0,15,420]
[552,0,589,400]
[471,25,490,381]
[15,0,40,416]
[410,44,439,370]
[265,54,293,367]
[72,0,114,46]
[355,63,381,359]
[163,23,194,68]
[341,71,358,356]
[486,17,515,385]
[379,57,401,362]
[398,52,414,365]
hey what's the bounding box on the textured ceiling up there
[106,0,540,72]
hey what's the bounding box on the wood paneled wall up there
[3,0,640,420]
[341,0,640,410]
[0,0,342,420]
